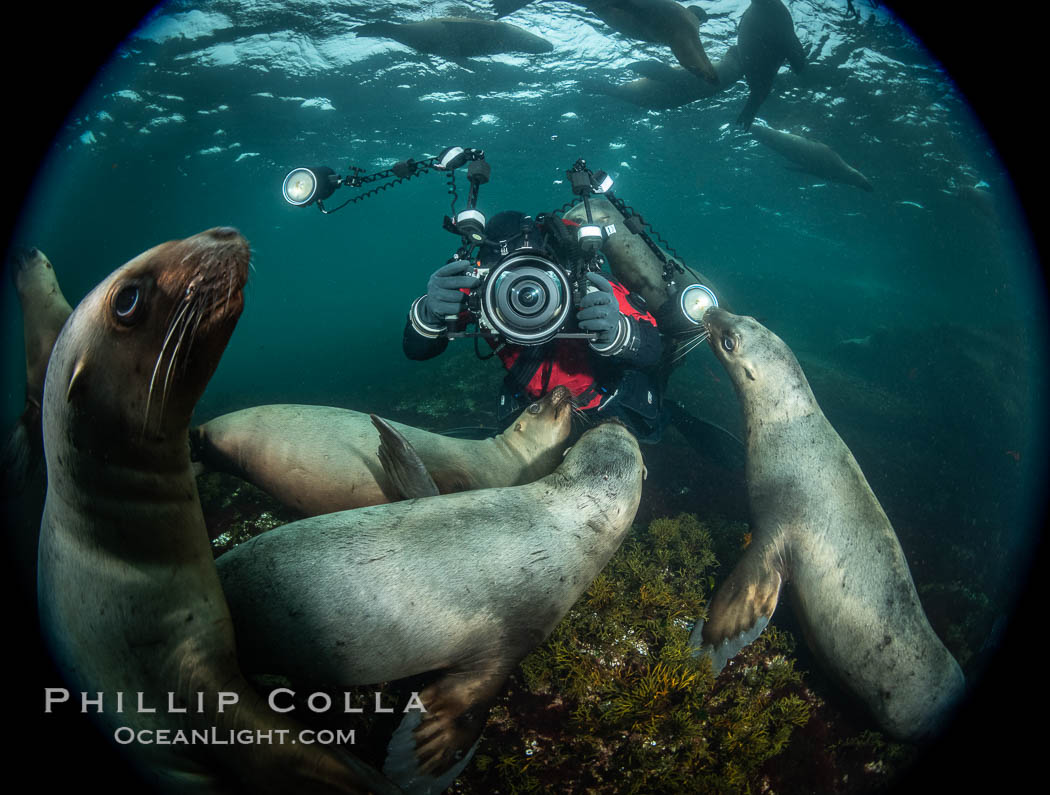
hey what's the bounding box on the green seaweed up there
[451,513,817,794]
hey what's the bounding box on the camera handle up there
[440,248,479,335]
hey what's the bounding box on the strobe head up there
[679,283,718,324]
[657,281,719,335]
[480,252,573,345]
[282,166,339,206]
[577,223,611,255]
[454,208,487,244]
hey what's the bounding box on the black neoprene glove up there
[420,262,481,325]
[576,272,621,346]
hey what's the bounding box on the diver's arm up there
[403,301,449,360]
[579,273,661,367]
[596,313,661,367]
[403,262,480,361]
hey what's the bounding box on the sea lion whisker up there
[160,302,201,418]
[223,268,234,317]
[183,293,207,363]
[570,405,593,429]
[670,332,710,364]
[144,298,193,433]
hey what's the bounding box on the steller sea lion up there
[688,307,965,741]
[191,385,574,517]
[750,122,874,191]
[2,247,73,598]
[37,227,398,794]
[587,44,743,109]
[216,419,646,793]
[354,17,554,58]
[735,0,807,129]
[494,1,718,82]
[588,0,720,84]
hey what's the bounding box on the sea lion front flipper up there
[383,670,504,792]
[371,414,440,499]
[689,533,785,673]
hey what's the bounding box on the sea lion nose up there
[208,227,241,240]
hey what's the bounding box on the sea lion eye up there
[722,334,736,352]
[527,402,542,414]
[113,283,142,325]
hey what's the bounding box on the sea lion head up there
[9,247,73,408]
[44,227,250,457]
[503,384,575,451]
[558,419,644,511]
[703,307,815,419]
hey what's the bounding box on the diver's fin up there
[666,401,745,472]
[690,538,784,673]
[383,670,504,793]
[371,414,440,499]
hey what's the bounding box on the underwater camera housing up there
[453,214,600,346]
[281,146,721,350]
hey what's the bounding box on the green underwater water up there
[3,1,1048,792]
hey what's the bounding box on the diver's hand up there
[576,272,621,346]
[421,262,481,324]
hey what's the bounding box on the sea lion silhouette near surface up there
[354,17,554,57]
[216,420,645,794]
[192,385,573,516]
[735,0,806,129]
[589,44,743,109]
[689,307,964,741]
[494,0,719,82]
[37,228,398,793]
[750,122,874,191]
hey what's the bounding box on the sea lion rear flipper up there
[689,536,785,673]
[383,670,503,792]
[371,414,440,499]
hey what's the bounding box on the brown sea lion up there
[37,227,398,793]
[1,247,73,598]
[215,420,645,793]
[689,308,965,741]
[191,385,573,517]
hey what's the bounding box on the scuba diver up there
[403,209,666,442]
